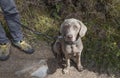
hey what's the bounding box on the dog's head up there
[60,18,87,42]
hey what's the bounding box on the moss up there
[19,4,59,42]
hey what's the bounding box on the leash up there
[13,19,55,42]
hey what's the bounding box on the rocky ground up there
[0,40,118,78]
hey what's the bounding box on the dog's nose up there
[67,35,73,39]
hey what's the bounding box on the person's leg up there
[0,0,23,42]
[0,22,10,61]
[0,0,34,54]
[0,22,9,44]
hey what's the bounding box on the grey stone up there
[31,65,48,78]
[15,59,48,78]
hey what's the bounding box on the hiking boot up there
[0,43,11,61]
[13,40,34,54]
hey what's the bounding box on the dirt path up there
[0,41,116,78]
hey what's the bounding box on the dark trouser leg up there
[0,22,10,60]
[0,22,9,44]
[0,0,23,42]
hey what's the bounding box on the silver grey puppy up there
[53,18,87,74]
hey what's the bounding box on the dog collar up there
[64,37,80,45]
[58,36,80,45]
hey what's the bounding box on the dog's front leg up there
[63,54,70,74]
[76,53,83,72]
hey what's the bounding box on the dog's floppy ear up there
[60,23,63,34]
[60,19,67,34]
[78,20,87,37]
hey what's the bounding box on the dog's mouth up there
[63,36,80,45]
[63,33,80,44]
[65,39,74,42]
[64,35,77,42]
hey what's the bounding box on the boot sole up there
[12,43,35,54]
[0,55,9,61]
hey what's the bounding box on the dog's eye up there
[73,25,78,30]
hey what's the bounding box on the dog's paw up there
[77,66,84,72]
[62,68,69,74]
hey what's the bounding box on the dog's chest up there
[62,44,80,54]
[60,37,83,54]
